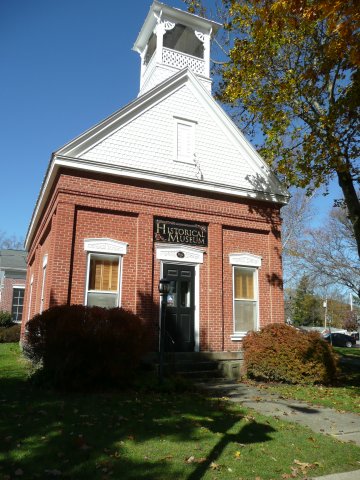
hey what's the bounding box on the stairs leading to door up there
[144,351,244,381]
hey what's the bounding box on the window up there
[12,286,25,322]
[233,267,257,333]
[84,238,128,309]
[86,254,120,308]
[174,117,196,164]
[229,253,261,340]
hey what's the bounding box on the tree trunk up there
[337,169,360,263]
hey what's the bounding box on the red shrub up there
[242,323,338,385]
[23,305,150,390]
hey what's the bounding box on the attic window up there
[174,117,196,164]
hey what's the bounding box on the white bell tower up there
[133,1,221,96]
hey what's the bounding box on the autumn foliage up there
[242,323,338,385]
[23,305,150,390]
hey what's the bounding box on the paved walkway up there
[196,380,360,480]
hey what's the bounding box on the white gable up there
[79,82,272,195]
[58,70,286,202]
[26,69,288,249]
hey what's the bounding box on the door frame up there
[156,245,204,352]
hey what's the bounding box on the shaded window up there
[233,267,257,333]
[87,254,120,308]
[12,287,25,322]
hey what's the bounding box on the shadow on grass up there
[0,366,276,480]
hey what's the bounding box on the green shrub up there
[0,311,14,328]
[23,305,150,390]
[242,323,338,385]
[0,324,21,343]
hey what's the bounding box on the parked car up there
[323,332,356,348]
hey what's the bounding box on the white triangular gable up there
[57,69,287,202]
[26,69,288,249]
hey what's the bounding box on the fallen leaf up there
[210,462,220,470]
[159,455,173,462]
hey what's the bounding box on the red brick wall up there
[22,169,284,350]
[0,278,26,314]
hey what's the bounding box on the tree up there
[185,0,360,258]
[280,188,315,287]
[292,275,322,326]
[342,309,358,332]
[299,205,360,295]
[0,231,24,250]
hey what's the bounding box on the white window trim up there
[84,239,128,308]
[229,253,262,341]
[173,116,197,165]
[27,274,34,321]
[40,255,48,314]
[84,238,127,255]
[11,285,25,323]
[156,244,204,264]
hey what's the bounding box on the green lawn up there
[1,343,360,480]
[335,346,360,358]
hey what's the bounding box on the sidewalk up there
[196,379,360,480]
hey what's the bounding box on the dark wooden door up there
[163,263,195,352]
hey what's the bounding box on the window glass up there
[87,254,120,308]
[12,287,25,322]
[89,257,118,291]
[180,280,190,307]
[233,267,257,333]
[234,268,254,299]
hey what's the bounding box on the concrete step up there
[144,351,244,363]
[143,351,244,380]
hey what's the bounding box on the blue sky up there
[0,0,340,244]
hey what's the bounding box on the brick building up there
[22,1,288,353]
[0,249,27,322]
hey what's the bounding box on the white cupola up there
[133,1,221,96]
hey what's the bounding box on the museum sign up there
[154,219,208,247]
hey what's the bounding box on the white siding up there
[82,84,264,193]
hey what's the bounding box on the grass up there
[335,346,360,358]
[249,347,360,414]
[1,344,360,480]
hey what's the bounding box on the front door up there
[163,263,195,352]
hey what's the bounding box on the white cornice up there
[84,238,128,255]
[156,244,204,264]
[133,1,221,53]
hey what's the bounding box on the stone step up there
[144,351,244,364]
[143,351,244,380]
[164,360,220,373]
[176,369,225,380]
